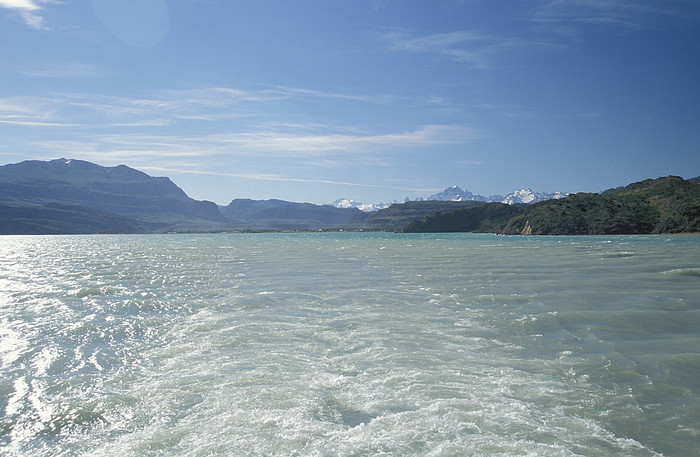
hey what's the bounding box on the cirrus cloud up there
[0,0,54,29]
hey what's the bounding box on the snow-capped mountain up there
[500,189,568,205]
[429,185,568,205]
[332,186,568,212]
[332,198,390,212]
[426,185,497,202]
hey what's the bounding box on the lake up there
[1,233,699,456]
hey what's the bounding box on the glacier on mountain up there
[426,185,500,203]
[500,189,568,205]
[427,185,568,205]
[331,198,391,212]
[332,185,568,211]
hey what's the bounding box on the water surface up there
[1,233,698,456]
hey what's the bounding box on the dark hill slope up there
[0,159,228,233]
[220,199,363,230]
[0,202,146,234]
[499,192,658,235]
[401,203,520,233]
[219,199,487,231]
[354,200,487,230]
[403,176,700,235]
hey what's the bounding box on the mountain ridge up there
[332,185,568,211]
[403,176,700,235]
[0,158,228,233]
[424,185,568,205]
[1,158,697,234]
[219,198,363,230]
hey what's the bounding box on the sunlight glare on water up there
[0,233,698,456]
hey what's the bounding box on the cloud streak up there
[205,124,477,155]
[0,85,391,128]
[11,62,102,78]
[378,30,520,68]
[378,2,700,68]
[0,0,53,29]
[142,166,440,194]
[533,0,700,31]
[1,84,481,200]
[1,86,479,164]
[26,124,478,165]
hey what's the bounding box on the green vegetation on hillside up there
[499,193,659,235]
[402,203,520,233]
[219,199,362,230]
[403,176,700,235]
[1,158,697,235]
[355,200,486,230]
[0,202,145,234]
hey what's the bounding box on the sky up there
[1,1,699,205]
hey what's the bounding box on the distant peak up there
[49,158,91,168]
[426,184,567,205]
[331,198,389,212]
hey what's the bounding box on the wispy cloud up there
[1,85,480,178]
[0,0,54,29]
[141,166,440,194]
[378,30,522,68]
[0,84,455,137]
[0,96,61,124]
[375,1,700,67]
[376,2,700,75]
[204,124,477,155]
[157,86,388,110]
[0,119,78,127]
[534,1,643,29]
[27,124,478,164]
[458,159,485,166]
[0,86,388,127]
[533,0,700,32]
[10,62,102,78]
[0,91,242,128]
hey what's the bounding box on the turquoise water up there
[0,233,698,456]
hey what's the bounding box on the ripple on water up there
[0,233,698,456]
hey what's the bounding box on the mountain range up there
[331,185,568,211]
[0,158,697,234]
[0,159,228,234]
[219,199,363,231]
[424,185,568,205]
[403,176,700,235]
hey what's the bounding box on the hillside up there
[3,160,697,235]
[0,202,146,234]
[219,199,362,230]
[354,200,487,230]
[217,199,489,231]
[403,176,700,235]
[0,159,494,234]
[400,203,520,233]
[0,159,228,234]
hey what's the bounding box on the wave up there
[662,268,700,278]
[600,251,635,258]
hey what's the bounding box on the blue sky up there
[1,1,699,205]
